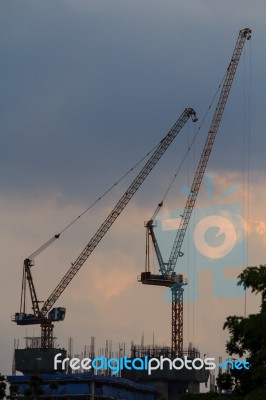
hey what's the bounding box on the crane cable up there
[243,38,252,317]
[186,121,191,345]
[150,70,227,222]
[28,68,232,261]
[27,132,175,260]
[30,68,227,261]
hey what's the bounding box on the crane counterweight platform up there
[13,107,197,351]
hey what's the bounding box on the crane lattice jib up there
[41,108,197,315]
[166,28,251,274]
[146,220,166,275]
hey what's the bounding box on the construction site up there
[6,27,252,400]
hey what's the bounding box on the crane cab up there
[48,307,66,322]
[138,271,187,287]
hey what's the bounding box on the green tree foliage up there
[48,381,58,400]
[244,386,266,400]
[24,375,44,399]
[223,265,266,393]
[8,383,19,399]
[216,372,233,392]
[180,393,238,399]
[179,390,266,400]
[0,374,6,400]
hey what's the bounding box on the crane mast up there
[139,28,251,357]
[13,108,197,349]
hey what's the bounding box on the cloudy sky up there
[1,0,266,379]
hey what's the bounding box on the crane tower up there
[13,108,197,374]
[139,28,252,356]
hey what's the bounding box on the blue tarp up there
[7,373,156,399]
[102,384,135,400]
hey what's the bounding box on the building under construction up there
[10,28,252,400]
[11,336,209,399]
[122,342,209,396]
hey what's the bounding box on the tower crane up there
[13,108,197,351]
[138,28,251,356]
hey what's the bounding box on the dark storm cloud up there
[0,0,265,202]
[1,0,266,376]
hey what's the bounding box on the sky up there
[1,0,266,383]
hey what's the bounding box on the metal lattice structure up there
[41,108,197,317]
[139,28,251,357]
[167,28,252,275]
[171,287,184,356]
[14,108,197,348]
